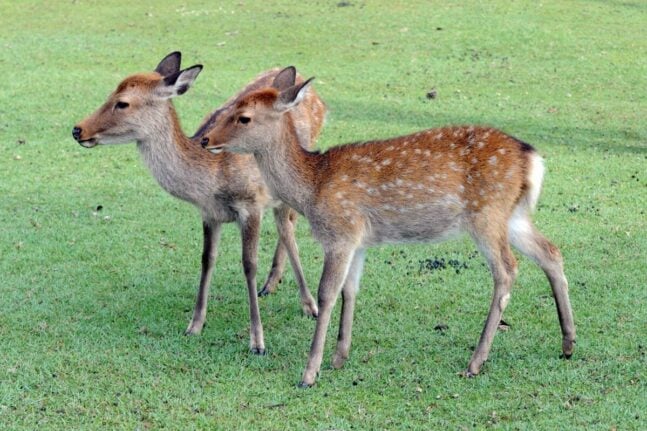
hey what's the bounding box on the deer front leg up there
[185,221,222,335]
[240,213,265,355]
[272,205,318,317]
[300,247,355,387]
[332,248,366,369]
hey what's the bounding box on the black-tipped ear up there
[155,51,182,77]
[275,77,314,112]
[272,66,297,91]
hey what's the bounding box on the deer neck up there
[253,120,318,214]
[136,103,213,203]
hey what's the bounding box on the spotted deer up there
[72,53,326,354]
[200,74,576,386]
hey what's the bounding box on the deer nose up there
[72,127,82,141]
[201,136,209,148]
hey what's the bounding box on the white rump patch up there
[526,152,545,211]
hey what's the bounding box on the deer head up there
[72,52,202,148]
[200,67,314,155]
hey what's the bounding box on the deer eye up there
[238,115,251,124]
[115,101,130,110]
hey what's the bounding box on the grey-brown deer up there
[200,73,576,386]
[72,53,326,354]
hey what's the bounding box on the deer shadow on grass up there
[323,98,647,156]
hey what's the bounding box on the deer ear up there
[275,77,314,112]
[271,66,297,91]
[154,51,182,77]
[155,65,203,99]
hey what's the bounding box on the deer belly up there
[363,204,464,246]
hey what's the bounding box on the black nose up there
[201,136,209,148]
[72,127,82,141]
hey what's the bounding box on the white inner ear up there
[155,68,200,100]
[274,84,310,112]
[155,85,176,100]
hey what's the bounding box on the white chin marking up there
[208,147,223,154]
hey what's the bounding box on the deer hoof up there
[462,369,478,378]
[297,381,314,389]
[250,347,266,356]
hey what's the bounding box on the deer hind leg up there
[186,221,222,335]
[300,247,356,387]
[240,213,265,355]
[467,223,518,376]
[269,205,318,318]
[258,238,287,297]
[508,209,575,358]
[332,248,366,369]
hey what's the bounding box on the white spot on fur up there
[489,155,498,165]
[477,142,485,149]
[471,157,478,164]
[386,145,395,151]
[498,148,506,155]
[423,150,431,157]
[381,158,391,166]
[340,174,349,181]
[414,148,422,154]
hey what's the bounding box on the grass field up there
[1,1,646,429]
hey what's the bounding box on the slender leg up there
[300,247,355,387]
[240,213,265,354]
[258,240,288,297]
[332,248,366,369]
[185,221,222,335]
[467,228,517,376]
[508,213,576,358]
[272,205,318,317]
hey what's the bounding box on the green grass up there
[1,0,646,429]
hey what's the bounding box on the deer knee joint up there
[499,293,511,310]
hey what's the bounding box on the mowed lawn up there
[1,1,646,429]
